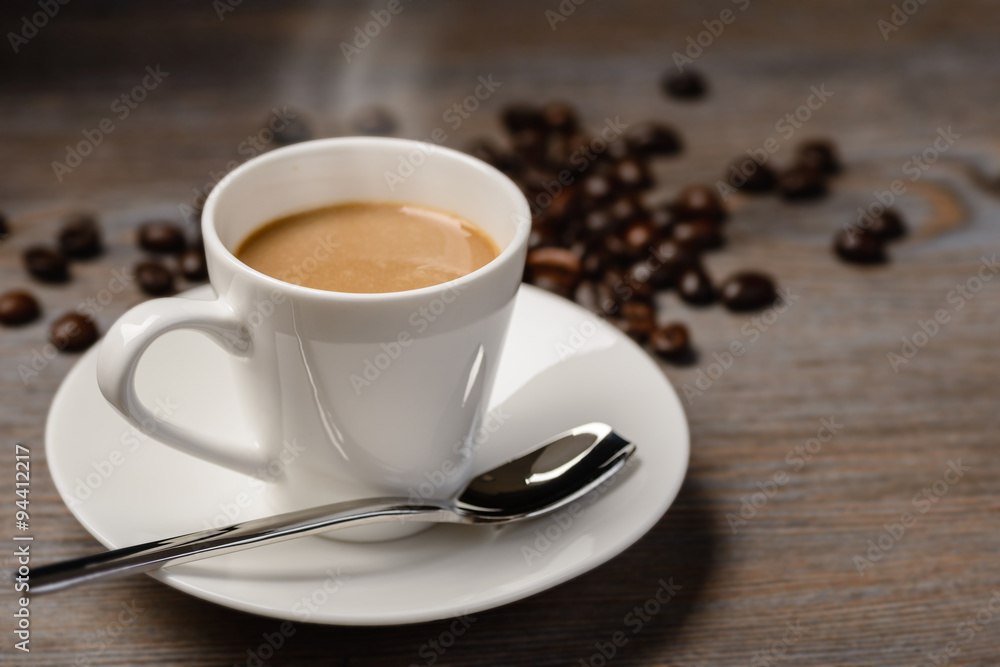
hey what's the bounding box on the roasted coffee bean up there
[622,301,655,342]
[0,212,8,238]
[530,271,575,298]
[581,251,608,279]
[542,101,579,135]
[834,229,887,264]
[796,139,841,175]
[649,239,699,289]
[603,266,653,303]
[548,186,582,223]
[621,220,657,259]
[58,213,103,259]
[526,247,582,293]
[625,259,657,290]
[673,220,724,251]
[0,290,40,326]
[777,166,828,201]
[672,184,726,223]
[720,271,777,312]
[584,209,616,238]
[677,267,715,306]
[625,122,682,157]
[501,104,546,133]
[615,158,654,191]
[662,70,707,100]
[271,110,312,144]
[135,260,176,296]
[528,225,559,251]
[511,129,549,166]
[727,158,777,193]
[138,221,186,254]
[351,106,398,136]
[869,209,907,241]
[649,323,693,364]
[23,246,69,283]
[649,206,677,238]
[609,197,646,226]
[50,312,98,352]
[179,249,209,281]
[582,172,617,203]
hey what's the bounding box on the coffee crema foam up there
[236,202,499,294]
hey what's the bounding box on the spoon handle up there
[33,499,450,594]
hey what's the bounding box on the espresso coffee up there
[237,202,499,293]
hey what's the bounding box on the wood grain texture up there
[1,1,999,665]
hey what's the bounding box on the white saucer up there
[45,284,689,625]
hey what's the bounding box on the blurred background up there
[2,1,1000,665]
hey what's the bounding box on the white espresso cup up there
[96,137,530,539]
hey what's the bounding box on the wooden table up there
[2,1,999,664]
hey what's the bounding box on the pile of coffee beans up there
[1,212,208,353]
[464,99,780,364]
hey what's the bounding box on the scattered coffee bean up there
[625,122,682,157]
[135,260,176,296]
[662,70,707,100]
[621,220,657,259]
[672,184,726,223]
[50,312,98,352]
[526,247,582,294]
[58,213,103,259]
[673,220,725,252]
[23,246,69,283]
[869,209,907,241]
[649,323,694,364]
[777,166,828,201]
[271,110,313,145]
[501,104,546,133]
[179,249,209,282]
[727,158,777,193]
[582,172,616,203]
[677,267,715,306]
[720,271,777,312]
[352,106,398,136]
[0,290,40,326]
[834,229,887,265]
[0,212,9,238]
[542,101,579,135]
[649,239,699,289]
[622,300,655,342]
[796,139,841,175]
[615,158,654,191]
[138,221,186,254]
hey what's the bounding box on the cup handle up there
[96,293,268,476]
